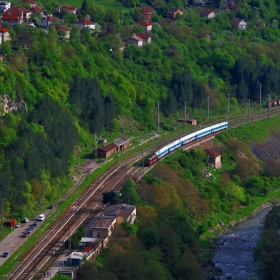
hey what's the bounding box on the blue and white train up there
[144,122,228,166]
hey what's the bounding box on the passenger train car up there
[144,122,228,166]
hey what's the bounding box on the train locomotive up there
[144,122,229,166]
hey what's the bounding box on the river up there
[212,204,274,280]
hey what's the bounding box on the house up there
[0,1,10,13]
[57,4,77,14]
[66,252,85,266]
[139,7,153,20]
[166,8,184,19]
[113,137,132,151]
[126,35,143,47]
[22,8,32,21]
[178,118,198,125]
[230,3,238,11]
[30,6,43,15]
[22,0,37,8]
[103,204,137,224]
[137,20,152,33]
[136,33,151,44]
[96,142,117,158]
[2,7,24,25]
[91,217,116,238]
[55,25,71,38]
[230,18,246,30]
[0,26,10,45]
[197,30,211,41]
[41,15,59,27]
[75,17,95,30]
[200,8,216,19]
[205,148,222,168]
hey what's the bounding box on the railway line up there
[7,107,280,279]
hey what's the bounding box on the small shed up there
[178,118,197,125]
[96,142,117,158]
[5,219,16,228]
[205,148,221,169]
[66,252,85,266]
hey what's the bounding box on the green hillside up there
[1,0,280,223]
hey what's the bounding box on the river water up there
[212,205,274,280]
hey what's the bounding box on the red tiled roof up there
[167,7,183,13]
[55,25,70,31]
[98,142,117,152]
[30,6,42,12]
[22,0,37,4]
[206,148,220,157]
[63,4,76,11]
[200,8,215,15]
[2,7,24,18]
[82,244,96,253]
[136,33,151,39]
[139,7,152,13]
[75,17,95,25]
[131,35,142,41]
[92,218,116,229]
[0,26,9,33]
[42,15,59,21]
[137,20,152,27]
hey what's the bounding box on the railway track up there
[8,107,280,279]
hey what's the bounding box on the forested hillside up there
[1,0,280,217]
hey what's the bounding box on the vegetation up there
[254,205,280,280]
[76,118,280,279]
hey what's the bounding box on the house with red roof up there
[139,6,153,20]
[0,26,10,45]
[137,20,152,33]
[0,1,11,13]
[230,18,246,30]
[75,17,95,30]
[205,148,221,168]
[126,35,143,47]
[58,4,77,14]
[2,7,24,25]
[41,15,59,27]
[200,8,216,19]
[166,7,184,19]
[55,25,71,38]
[30,5,44,15]
[136,33,151,44]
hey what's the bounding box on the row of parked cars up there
[22,214,45,237]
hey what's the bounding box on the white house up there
[126,35,143,47]
[230,18,247,30]
[0,1,10,12]
[75,17,96,30]
[41,15,59,27]
[0,26,10,45]
[200,8,216,19]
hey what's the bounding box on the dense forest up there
[76,119,280,279]
[1,0,280,225]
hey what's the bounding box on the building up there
[135,33,151,44]
[75,17,95,30]
[230,18,246,30]
[22,0,37,8]
[139,7,153,20]
[2,7,24,25]
[91,217,116,238]
[66,252,85,266]
[0,1,10,13]
[0,26,10,45]
[41,15,59,27]
[178,118,197,125]
[200,8,216,19]
[205,148,222,168]
[137,20,152,33]
[103,204,136,224]
[55,25,71,38]
[166,8,184,19]
[126,35,143,47]
[97,138,131,158]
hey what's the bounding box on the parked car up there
[22,218,29,223]
[26,228,32,234]
[15,223,20,228]
[37,214,45,221]
[33,221,38,227]
[98,159,104,163]
[48,205,54,209]
[2,252,9,258]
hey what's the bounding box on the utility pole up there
[260,83,262,105]
[248,99,250,123]
[227,91,230,114]
[94,132,97,159]
[184,102,186,127]
[207,95,210,119]
[268,94,271,119]
[157,102,159,135]
[1,198,3,230]
[122,121,125,138]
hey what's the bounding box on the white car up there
[37,214,45,221]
